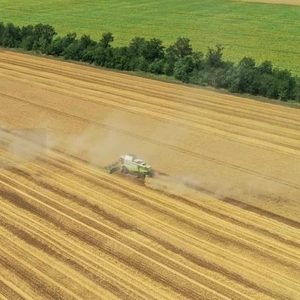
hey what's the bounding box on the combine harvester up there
[105,154,154,179]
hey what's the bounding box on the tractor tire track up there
[1,50,300,300]
[1,57,300,156]
[0,171,260,300]
[0,203,178,300]
[1,91,300,194]
[1,54,300,128]
[1,150,300,299]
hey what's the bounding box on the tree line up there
[1,22,299,102]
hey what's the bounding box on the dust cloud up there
[0,128,46,167]
[43,108,179,168]
[145,172,281,201]
[0,111,281,204]
[145,174,201,198]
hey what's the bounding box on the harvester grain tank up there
[105,154,153,178]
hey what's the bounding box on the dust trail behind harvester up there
[145,173,208,199]
[0,128,46,167]
[145,171,281,202]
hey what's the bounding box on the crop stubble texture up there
[0,51,300,299]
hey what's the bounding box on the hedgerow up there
[1,22,299,102]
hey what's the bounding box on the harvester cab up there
[105,154,153,178]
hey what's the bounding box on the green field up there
[0,0,299,75]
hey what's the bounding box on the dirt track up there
[1,50,300,299]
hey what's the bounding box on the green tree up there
[99,32,114,48]
[64,32,77,46]
[48,32,77,56]
[128,37,146,57]
[111,46,131,70]
[34,24,56,43]
[273,69,296,100]
[257,73,274,97]
[79,34,96,49]
[91,32,114,66]
[171,37,193,58]
[205,44,224,69]
[20,25,35,50]
[127,37,147,70]
[78,34,97,62]
[0,22,5,45]
[48,37,64,56]
[208,61,235,88]
[230,57,259,94]
[258,60,273,75]
[1,23,21,48]
[142,38,164,61]
[31,24,56,52]
[164,38,194,76]
[63,41,81,60]
[164,47,176,76]
[174,56,195,83]
[148,59,165,74]
[93,46,113,67]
